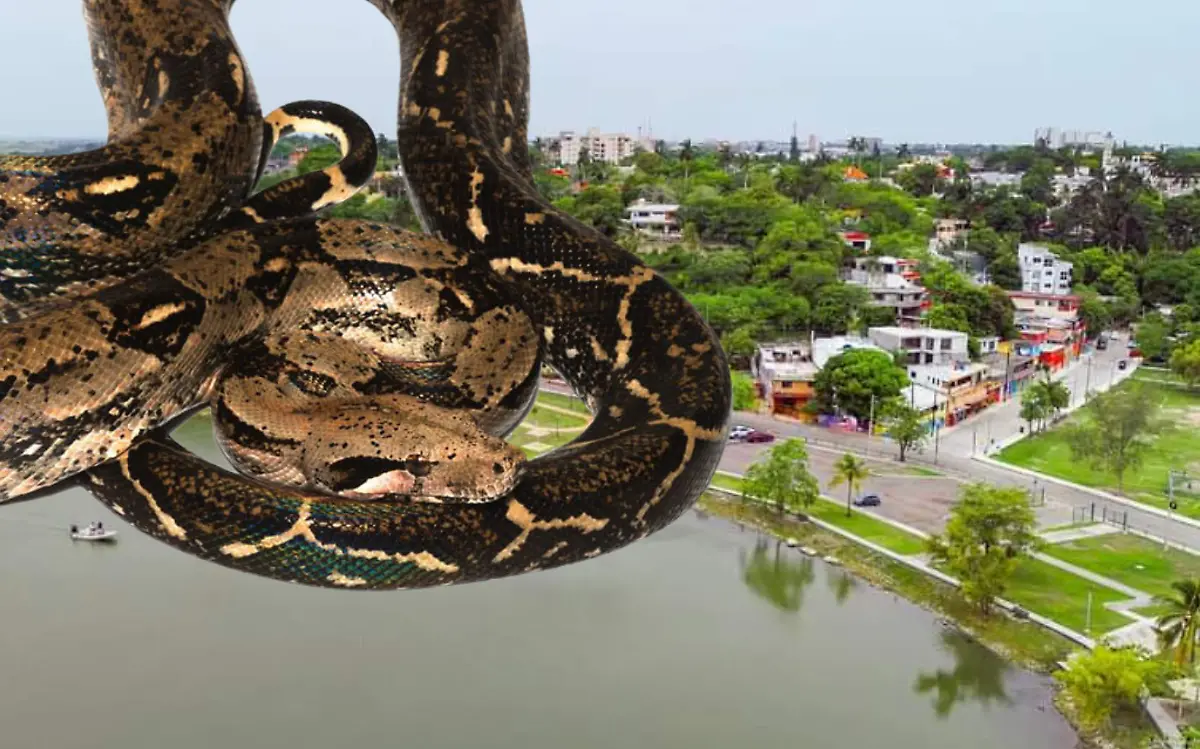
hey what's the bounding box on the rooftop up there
[870,326,967,339]
[811,335,882,369]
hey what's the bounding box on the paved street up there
[540,340,1200,549]
[937,331,1136,457]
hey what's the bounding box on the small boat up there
[70,525,118,543]
[785,537,799,547]
[801,546,819,556]
[823,555,842,566]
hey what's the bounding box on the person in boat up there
[97,522,103,532]
[70,524,78,535]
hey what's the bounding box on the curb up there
[703,486,1096,650]
[972,454,1200,532]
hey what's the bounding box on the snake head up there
[302,400,526,503]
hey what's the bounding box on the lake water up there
[0,416,1079,749]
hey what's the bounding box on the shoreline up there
[696,492,1157,749]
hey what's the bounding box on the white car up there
[729,425,754,441]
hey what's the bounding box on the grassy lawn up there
[522,403,591,430]
[998,380,1200,518]
[1133,367,1182,384]
[1004,558,1134,634]
[1039,521,1099,534]
[534,389,592,415]
[805,499,928,555]
[894,465,942,477]
[1042,532,1200,601]
[707,472,926,555]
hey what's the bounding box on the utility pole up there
[868,394,876,456]
[1002,349,1012,402]
[931,390,941,464]
[1084,354,1093,402]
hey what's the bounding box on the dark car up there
[745,430,776,444]
[853,493,882,507]
[1118,360,1128,371]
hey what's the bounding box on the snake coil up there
[0,0,731,589]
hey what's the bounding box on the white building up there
[811,335,882,370]
[868,326,970,366]
[549,128,647,165]
[624,200,680,236]
[1018,243,1073,295]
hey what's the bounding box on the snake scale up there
[0,0,731,589]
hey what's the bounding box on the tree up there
[1136,316,1170,362]
[742,438,820,515]
[829,452,870,517]
[1066,383,1167,493]
[1019,385,1049,434]
[886,404,929,462]
[1171,338,1200,389]
[1156,579,1200,666]
[811,349,907,420]
[296,143,340,175]
[1054,646,1164,730]
[731,371,758,411]
[925,483,1037,613]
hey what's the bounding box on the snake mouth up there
[322,451,524,503]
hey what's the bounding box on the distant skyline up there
[2,0,1197,146]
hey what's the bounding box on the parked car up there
[745,430,776,444]
[728,425,753,441]
[853,493,882,507]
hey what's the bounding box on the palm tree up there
[1156,579,1200,666]
[830,452,871,517]
[679,138,695,191]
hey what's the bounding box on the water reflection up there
[826,567,858,605]
[740,537,815,612]
[914,630,1013,718]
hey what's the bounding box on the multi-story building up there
[1018,243,1073,295]
[868,326,969,366]
[844,270,928,325]
[905,361,993,427]
[548,128,641,166]
[933,218,969,249]
[1007,290,1081,321]
[624,200,680,236]
[751,343,818,419]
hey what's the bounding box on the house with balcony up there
[906,361,993,427]
[751,343,818,419]
[843,258,929,325]
[868,326,969,365]
[625,200,680,237]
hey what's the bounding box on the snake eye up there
[288,370,336,396]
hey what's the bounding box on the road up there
[539,339,1200,549]
[937,331,1135,457]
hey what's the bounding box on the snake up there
[1,0,731,590]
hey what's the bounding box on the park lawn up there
[522,403,591,430]
[534,390,592,415]
[1132,367,1183,385]
[710,472,745,493]
[1003,558,1134,635]
[805,498,928,555]
[998,380,1200,519]
[706,472,926,555]
[507,423,577,455]
[1042,532,1200,601]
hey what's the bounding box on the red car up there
[745,430,776,444]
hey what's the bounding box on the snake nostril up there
[493,462,504,474]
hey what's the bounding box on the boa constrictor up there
[1,0,731,589]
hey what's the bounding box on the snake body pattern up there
[1,0,731,589]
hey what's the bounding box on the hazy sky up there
[2,0,1197,145]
